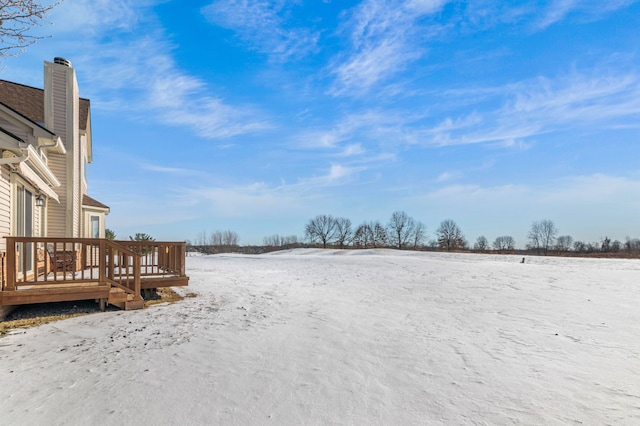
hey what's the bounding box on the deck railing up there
[1,237,187,298]
[115,241,187,278]
[1,237,141,295]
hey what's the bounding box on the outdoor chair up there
[47,247,77,273]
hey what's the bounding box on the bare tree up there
[527,219,557,255]
[474,236,489,251]
[210,230,223,246]
[0,1,60,58]
[353,221,388,249]
[436,219,466,251]
[611,240,621,253]
[387,211,418,250]
[263,234,282,247]
[411,221,426,249]
[372,221,388,248]
[222,230,239,247]
[305,214,337,248]
[194,230,207,246]
[555,235,573,252]
[282,235,298,246]
[334,217,353,249]
[587,241,600,253]
[493,235,515,251]
[624,237,640,254]
[353,223,373,248]
[264,234,299,247]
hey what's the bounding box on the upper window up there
[91,215,100,238]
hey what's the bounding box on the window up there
[91,215,100,238]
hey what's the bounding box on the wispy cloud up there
[177,167,362,220]
[329,39,424,97]
[48,0,269,139]
[328,0,449,96]
[295,109,427,150]
[301,67,640,152]
[533,0,639,29]
[48,0,161,35]
[296,163,366,189]
[337,143,365,157]
[535,0,579,29]
[436,171,460,182]
[139,163,204,176]
[201,0,320,60]
[183,182,305,218]
[423,71,640,146]
[460,0,639,31]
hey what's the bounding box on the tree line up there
[302,213,640,256]
[304,212,468,252]
[183,213,640,257]
[189,229,241,254]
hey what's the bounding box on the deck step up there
[107,288,128,304]
[107,287,145,310]
[123,298,145,310]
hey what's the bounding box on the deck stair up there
[107,287,145,310]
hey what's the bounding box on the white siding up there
[49,70,68,142]
[46,153,67,238]
[0,165,11,252]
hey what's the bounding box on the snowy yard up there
[1,249,639,425]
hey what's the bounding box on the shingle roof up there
[83,194,109,210]
[0,79,90,132]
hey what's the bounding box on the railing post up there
[5,237,16,291]
[99,238,106,285]
[0,252,4,291]
[180,242,186,276]
[133,254,142,301]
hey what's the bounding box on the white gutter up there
[25,144,61,187]
[38,136,66,155]
[0,145,61,203]
[17,163,60,202]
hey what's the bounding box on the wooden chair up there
[47,248,77,273]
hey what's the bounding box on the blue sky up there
[3,0,640,247]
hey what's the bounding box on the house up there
[0,58,187,319]
[0,58,108,251]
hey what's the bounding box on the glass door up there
[16,184,34,273]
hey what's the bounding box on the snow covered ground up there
[1,249,639,425]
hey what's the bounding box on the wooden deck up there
[1,237,188,319]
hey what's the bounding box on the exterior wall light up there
[35,194,45,207]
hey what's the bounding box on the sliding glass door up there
[16,184,34,273]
